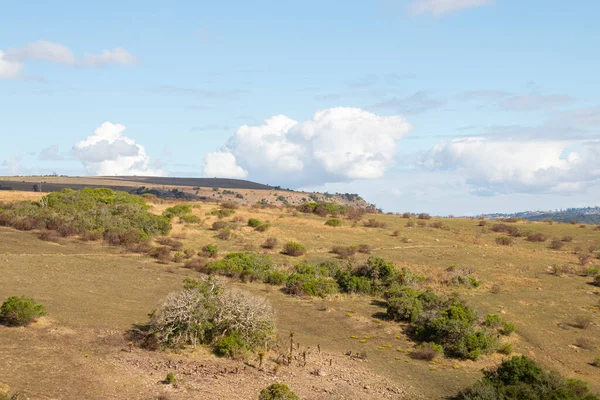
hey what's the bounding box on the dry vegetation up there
[0,189,599,399]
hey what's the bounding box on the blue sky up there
[2,0,600,215]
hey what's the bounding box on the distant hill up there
[479,206,600,224]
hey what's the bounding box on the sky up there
[1,0,600,215]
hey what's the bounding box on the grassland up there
[0,190,599,399]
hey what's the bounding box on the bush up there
[416,220,427,228]
[497,343,513,355]
[490,223,509,233]
[216,228,232,240]
[180,214,200,224]
[212,220,228,230]
[357,244,372,254]
[261,237,279,249]
[149,277,276,352]
[331,245,358,259]
[149,246,172,263]
[573,315,592,329]
[255,223,270,232]
[549,239,564,250]
[594,275,600,287]
[163,204,192,220]
[495,236,513,246]
[363,219,386,228]
[325,218,342,227]
[211,209,236,219]
[430,221,449,230]
[202,244,218,258]
[259,384,299,400]
[562,236,573,242]
[285,274,338,297]
[418,213,431,220]
[38,229,60,242]
[208,252,274,282]
[214,332,248,358]
[184,258,208,273]
[402,212,411,219]
[526,233,547,242]
[411,342,443,361]
[592,357,600,368]
[406,220,415,227]
[0,296,46,326]
[451,356,598,400]
[282,242,306,257]
[248,218,262,228]
[220,201,239,210]
[156,237,184,251]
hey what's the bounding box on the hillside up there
[0,175,375,210]
[480,207,600,225]
[0,189,599,399]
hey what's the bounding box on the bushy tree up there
[1,295,46,326]
[259,384,299,400]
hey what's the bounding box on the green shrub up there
[202,244,218,258]
[0,296,46,326]
[498,343,513,355]
[259,383,299,400]
[451,356,598,400]
[285,274,338,297]
[213,332,248,358]
[216,228,232,240]
[325,218,342,227]
[211,209,236,219]
[179,214,200,224]
[282,242,306,257]
[263,270,289,286]
[248,218,263,228]
[208,252,274,282]
[165,372,176,385]
[163,204,192,219]
[331,245,358,259]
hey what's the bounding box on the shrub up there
[282,242,306,257]
[526,233,547,242]
[325,218,342,227]
[38,229,60,242]
[550,239,565,250]
[104,228,148,246]
[357,244,372,254]
[163,204,192,220]
[211,209,236,219]
[261,237,279,249]
[179,214,200,224]
[594,275,600,287]
[391,229,400,236]
[184,258,208,273]
[497,343,513,355]
[216,228,232,240]
[156,237,184,251]
[490,223,509,233]
[418,213,431,220]
[506,226,522,237]
[259,383,299,400]
[255,223,270,232]
[0,296,46,326]
[248,218,262,228]
[402,212,411,219]
[562,236,573,242]
[149,277,275,352]
[592,357,600,368]
[285,274,338,297]
[214,332,248,358]
[331,245,358,259]
[410,342,443,361]
[263,270,289,286]
[220,201,239,210]
[430,221,448,230]
[579,253,593,265]
[405,220,415,227]
[495,236,513,246]
[363,218,386,228]
[347,206,366,221]
[201,244,218,258]
[573,315,592,329]
[149,246,172,263]
[208,252,275,282]
[212,221,228,230]
[450,356,598,400]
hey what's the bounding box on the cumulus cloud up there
[409,0,494,16]
[202,107,412,185]
[203,151,248,178]
[72,122,163,176]
[39,145,63,161]
[0,40,137,79]
[423,137,600,194]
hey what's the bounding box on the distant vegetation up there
[0,188,171,244]
[0,295,46,326]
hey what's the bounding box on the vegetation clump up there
[451,356,598,399]
[0,295,46,326]
[495,236,513,246]
[208,252,275,282]
[148,277,276,356]
[325,218,342,227]
[282,242,306,257]
[248,218,263,228]
[0,188,171,244]
[259,383,299,400]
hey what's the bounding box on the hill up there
[480,206,600,225]
[0,189,598,399]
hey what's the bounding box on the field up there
[0,190,599,399]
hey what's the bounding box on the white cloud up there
[39,144,63,161]
[80,48,138,67]
[202,107,412,185]
[409,0,494,16]
[0,50,23,79]
[423,137,600,194]
[0,40,137,79]
[72,122,163,176]
[203,151,248,178]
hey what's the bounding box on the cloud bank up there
[409,0,494,16]
[202,107,412,185]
